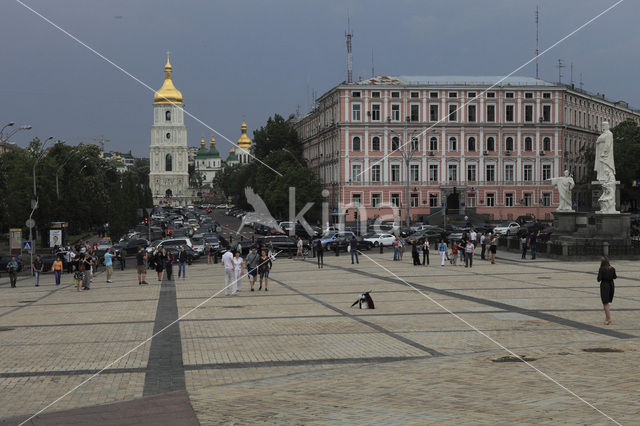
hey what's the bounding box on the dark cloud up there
[1,0,637,156]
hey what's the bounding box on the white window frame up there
[351,103,362,122]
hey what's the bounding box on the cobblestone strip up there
[270,277,444,357]
[142,274,185,396]
[327,263,635,340]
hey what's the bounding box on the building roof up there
[351,75,556,87]
[236,121,251,148]
[227,148,238,162]
[154,53,183,105]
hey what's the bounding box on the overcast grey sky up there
[1,0,637,157]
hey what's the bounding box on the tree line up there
[0,139,152,244]
[214,114,323,221]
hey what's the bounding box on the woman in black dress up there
[154,249,165,281]
[597,257,616,325]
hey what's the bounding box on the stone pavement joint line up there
[328,262,635,339]
[142,274,185,396]
[271,277,445,357]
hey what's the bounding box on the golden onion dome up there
[210,133,216,148]
[236,121,251,148]
[116,154,122,162]
[154,52,183,105]
[200,135,205,148]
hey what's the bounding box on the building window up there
[467,164,477,182]
[430,91,438,98]
[468,92,476,98]
[448,164,457,182]
[352,136,361,151]
[524,137,533,151]
[371,164,381,182]
[523,193,532,206]
[391,91,400,98]
[467,193,476,207]
[523,164,533,181]
[391,136,400,151]
[352,193,361,206]
[410,104,420,122]
[410,164,420,182]
[505,92,514,98]
[429,104,439,121]
[351,164,362,182]
[165,153,172,171]
[486,193,495,207]
[505,164,514,181]
[543,105,551,122]
[410,91,419,98]
[486,136,495,152]
[467,136,476,152]
[429,164,439,183]
[542,192,551,207]
[411,193,419,207]
[391,193,400,207]
[505,105,514,122]
[429,193,439,207]
[449,104,458,122]
[468,104,476,122]
[505,136,514,151]
[391,104,400,121]
[371,104,381,121]
[525,104,534,122]
[486,164,495,182]
[486,104,495,122]
[165,110,171,121]
[391,164,400,182]
[486,92,496,98]
[543,137,551,151]
[429,137,438,151]
[542,164,551,180]
[371,136,381,151]
[352,103,361,121]
[351,91,361,98]
[448,136,457,151]
[505,193,514,207]
[372,91,380,98]
[525,92,533,99]
[166,132,171,139]
[371,193,381,207]
[448,92,457,98]
[410,137,419,151]
[543,92,551,99]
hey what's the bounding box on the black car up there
[255,235,310,256]
[0,254,23,272]
[164,246,199,265]
[115,238,149,255]
[328,235,372,252]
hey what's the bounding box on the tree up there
[215,114,323,221]
[611,120,640,204]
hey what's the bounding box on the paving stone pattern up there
[0,250,639,424]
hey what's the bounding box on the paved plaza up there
[1,250,639,424]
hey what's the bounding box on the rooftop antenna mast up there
[579,73,584,91]
[371,49,374,78]
[570,62,574,85]
[535,4,540,79]
[345,13,353,83]
[556,59,565,84]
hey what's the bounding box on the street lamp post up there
[282,148,304,168]
[392,128,417,228]
[29,136,54,268]
[33,136,54,198]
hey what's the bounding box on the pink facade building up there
[293,76,640,224]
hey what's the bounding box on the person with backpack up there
[7,256,19,288]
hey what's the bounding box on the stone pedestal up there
[551,210,631,245]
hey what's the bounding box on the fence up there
[497,236,640,260]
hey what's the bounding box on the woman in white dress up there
[232,251,245,292]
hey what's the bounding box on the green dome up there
[196,146,220,159]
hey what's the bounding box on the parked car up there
[363,233,396,247]
[115,238,150,255]
[516,215,536,225]
[255,235,310,256]
[96,238,113,252]
[146,237,194,253]
[191,237,206,254]
[0,254,23,272]
[315,231,357,249]
[493,222,520,236]
[329,235,372,252]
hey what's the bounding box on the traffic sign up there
[145,208,153,215]
[22,241,32,251]
[25,219,36,228]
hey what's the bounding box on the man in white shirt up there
[469,229,477,245]
[221,247,237,296]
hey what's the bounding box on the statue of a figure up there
[597,169,619,214]
[594,121,615,182]
[550,170,575,212]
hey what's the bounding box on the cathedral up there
[149,54,252,205]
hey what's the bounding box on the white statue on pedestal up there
[597,169,619,214]
[594,121,615,181]
[550,170,575,212]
